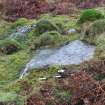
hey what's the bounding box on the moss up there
[54,89,71,103]
[0,91,17,102]
[30,31,69,49]
[0,50,30,83]
[28,15,77,37]
[0,19,12,38]
[96,33,105,46]
[39,14,77,30]
[34,19,62,36]
[78,9,104,24]
[0,39,21,55]
[0,91,25,105]
[26,66,60,80]
[11,18,37,30]
[95,33,105,57]
[0,18,36,39]
[12,18,29,27]
[0,14,80,103]
[81,19,105,44]
[27,15,79,46]
[95,74,105,81]
[95,7,105,16]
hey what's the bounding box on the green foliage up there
[81,19,105,44]
[30,31,68,49]
[0,14,79,103]
[0,19,12,37]
[54,89,71,103]
[0,39,21,55]
[38,14,77,31]
[0,91,25,105]
[78,9,104,24]
[24,65,61,87]
[96,33,105,46]
[0,50,30,82]
[95,74,105,81]
[28,15,78,41]
[34,19,62,36]
[90,19,105,35]
[0,91,17,102]
[95,7,105,16]
[95,33,105,57]
[12,18,29,27]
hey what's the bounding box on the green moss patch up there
[80,19,105,44]
[0,50,30,83]
[78,9,104,24]
[34,19,62,36]
[30,31,69,50]
[0,19,12,38]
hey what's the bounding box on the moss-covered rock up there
[78,9,104,24]
[0,39,21,55]
[95,33,105,57]
[12,18,29,28]
[39,14,77,30]
[34,19,62,36]
[0,19,12,38]
[81,19,105,44]
[28,15,78,38]
[30,31,67,50]
[90,19,105,35]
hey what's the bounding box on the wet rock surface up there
[20,40,95,78]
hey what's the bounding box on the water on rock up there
[20,40,95,78]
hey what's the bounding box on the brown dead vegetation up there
[27,58,105,105]
[1,0,105,21]
[0,0,79,21]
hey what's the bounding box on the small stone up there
[39,77,47,80]
[58,69,65,73]
[68,28,76,34]
[53,75,62,79]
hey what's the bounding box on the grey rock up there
[20,40,95,78]
[68,28,76,34]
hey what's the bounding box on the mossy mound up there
[30,31,68,50]
[95,33,105,57]
[78,9,104,24]
[12,18,30,28]
[90,19,105,35]
[0,91,25,105]
[0,18,36,39]
[0,50,30,82]
[0,39,21,55]
[34,19,62,36]
[81,19,105,44]
[0,19,12,38]
[38,14,77,31]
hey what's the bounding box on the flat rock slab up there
[20,40,95,78]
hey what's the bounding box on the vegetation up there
[0,39,21,54]
[0,19,12,38]
[78,9,104,24]
[1,0,105,105]
[34,19,62,36]
[80,19,105,44]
